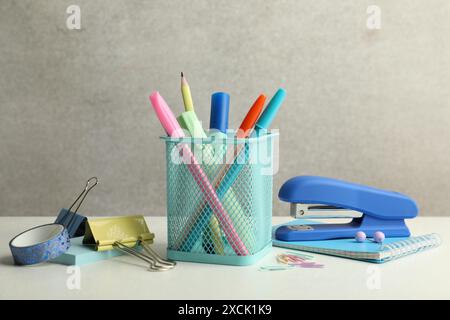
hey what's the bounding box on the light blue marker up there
[253,88,286,137]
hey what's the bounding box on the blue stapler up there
[275,176,418,241]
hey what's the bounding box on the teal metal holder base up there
[167,242,272,266]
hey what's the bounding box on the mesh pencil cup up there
[162,131,277,266]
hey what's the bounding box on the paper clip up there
[113,238,176,272]
[55,177,98,237]
[259,265,295,271]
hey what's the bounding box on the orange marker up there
[236,94,266,138]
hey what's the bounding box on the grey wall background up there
[0,0,449,217]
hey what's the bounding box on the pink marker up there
[149,91,248,256]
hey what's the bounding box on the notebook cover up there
[272,220,410,262]
[51,237,126,266]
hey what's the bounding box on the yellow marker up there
[181,72,194,112]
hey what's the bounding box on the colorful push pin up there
[373,231,385,243]
[355,231,367,242]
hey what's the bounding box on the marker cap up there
[149,91,185,138]
[210,92,230,134]
[255,88,286,131]
[237,94,266,138]
[177,111,207,138]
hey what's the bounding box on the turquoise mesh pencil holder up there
[162,132,277,266]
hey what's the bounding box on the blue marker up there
[210,92,230,134]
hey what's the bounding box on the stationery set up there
[8,72,441,272]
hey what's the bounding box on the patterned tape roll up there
[9,223,71,265]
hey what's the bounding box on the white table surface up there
[0,216,448,300]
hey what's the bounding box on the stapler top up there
[278,176,418,220]
[275,176,418,241]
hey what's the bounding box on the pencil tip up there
[181,72,184,77]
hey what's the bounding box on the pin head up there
[373,231,385,243]
[355,231,367,242]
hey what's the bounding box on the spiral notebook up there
[272,221,441,263]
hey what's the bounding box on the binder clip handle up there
[70,177,98,211]
[112,238,176,272]
[56,177,98,237]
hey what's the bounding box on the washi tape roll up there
[9,223,71,265]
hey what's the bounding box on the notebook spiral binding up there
[381,233,442,262]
